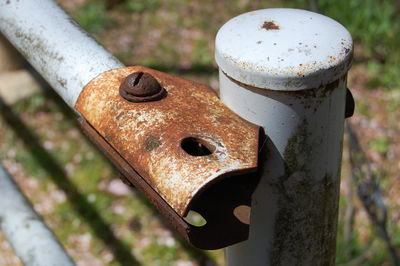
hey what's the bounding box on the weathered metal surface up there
[76,66,261,249]
[215,8,353,91]
[0,164,74,266]
[0,0,123,108]
[216,8,353,265]
[119,72,167,102]
[221,70,348,265]
[79,118,262,249]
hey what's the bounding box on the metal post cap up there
[215,8,353,91]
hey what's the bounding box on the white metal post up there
[215,9,353,265]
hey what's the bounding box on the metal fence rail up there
[0,0,123,109]
[0,162,75,266]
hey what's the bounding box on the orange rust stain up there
[262,21,280,30]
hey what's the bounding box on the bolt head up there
[119,72,167,102]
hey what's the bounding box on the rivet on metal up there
[119,72,167,102]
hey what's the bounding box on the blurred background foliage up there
[0,0,399,265]
[71,0,400,90]
[318,0,400,90]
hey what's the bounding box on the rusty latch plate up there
[76,66,261,249]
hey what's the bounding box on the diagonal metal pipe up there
[0,162,75,266]
[0,0,123,109]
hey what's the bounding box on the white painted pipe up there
[0,163,75,266]
[216,9,353,265]
[0,0,123,109]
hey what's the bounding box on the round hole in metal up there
[184,210,207,227]
[233,205,251,225]
[181,137,215,156]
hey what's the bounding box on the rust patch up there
[76,66,261,249]
[262,21,280,30]
[80,117,263,249]
[144,136,161,152]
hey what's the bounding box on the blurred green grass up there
[72,0,400,90]
[75,1,113,33]
[320,0,400,90]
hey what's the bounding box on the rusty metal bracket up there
[76,66,261,249]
